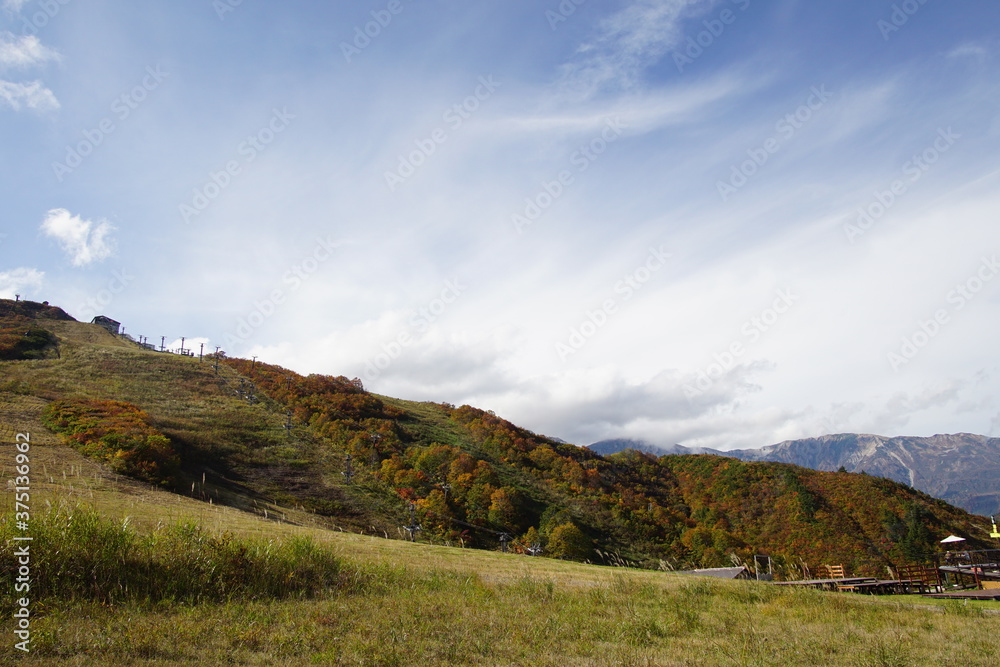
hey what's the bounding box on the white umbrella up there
[940,535,966,544]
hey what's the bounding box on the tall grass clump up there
[1,506,362,611]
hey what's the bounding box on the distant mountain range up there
[589,433,1000,517]
[589,438,718,457]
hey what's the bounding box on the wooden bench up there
[896,564,941,593]
[822,565,877,592]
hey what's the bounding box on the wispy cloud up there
[40,209,116,267]
[510,71,754,139]
[0,33,60,69]
[947,43,988,62]
[2,1,30,12]
[557,0,711,99]
[0,32,61,113]
[0,267,44,299]
[0,78,58,111]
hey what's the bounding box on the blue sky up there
[2,0,999,450]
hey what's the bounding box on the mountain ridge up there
[589,432,1000,516]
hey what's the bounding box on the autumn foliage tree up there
[547,523,592,560]
[42,399,180,486]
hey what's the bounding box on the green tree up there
[783,469,819,521]
[547,523,591,561]
[900,503,933,560]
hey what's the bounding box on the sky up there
[2,0,999,451]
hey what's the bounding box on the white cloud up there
[0,79,58,111]
[507,72,754,137]
[0,33,60,69]
[558,0,711,98]
[167,337,210,355]
[947,43,988,61]
[40,209,116,267]
[3,1,30,12]
[0,32,61,113]
[0,267,44,299]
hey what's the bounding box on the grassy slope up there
[1,318,404,533]
[1,307,999,664]
[1,446,998,665]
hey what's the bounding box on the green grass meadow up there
[2,474,998,665]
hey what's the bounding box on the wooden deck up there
[773,551,1000,597]
[923,589,1000,601]
[772,576,870,590]
[772,577,922,594]
[774,571,1000,598]
[938,565,1000,580]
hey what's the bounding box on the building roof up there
[677,566,750,580]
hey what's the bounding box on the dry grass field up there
[2,433,999,666]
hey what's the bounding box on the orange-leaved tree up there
[42,399,180,486]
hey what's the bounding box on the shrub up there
[0,323,57,360]
[42,399,181,486]
[0,507,356,610]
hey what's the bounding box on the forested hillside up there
[2,299,993,579]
